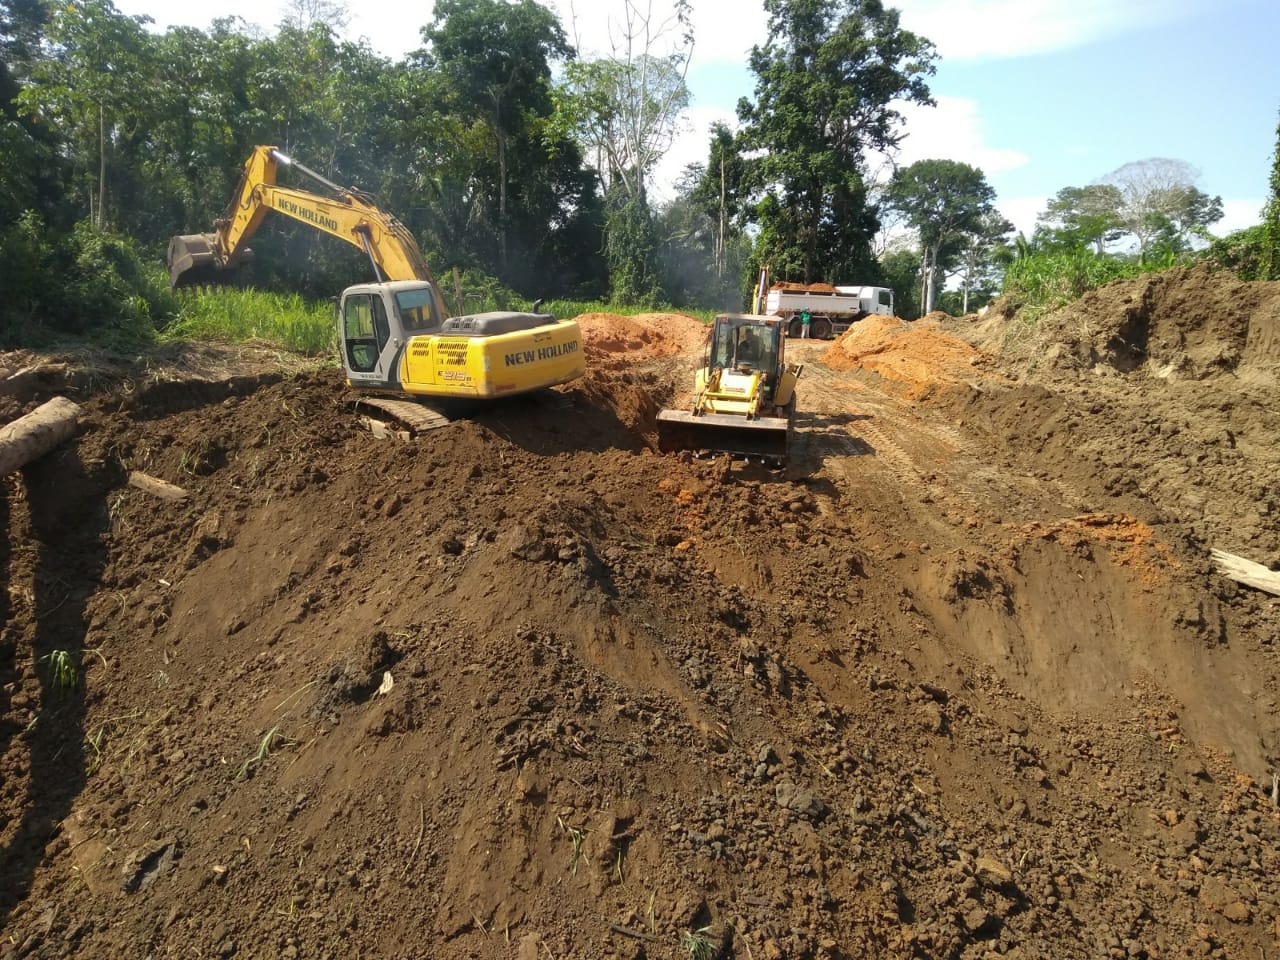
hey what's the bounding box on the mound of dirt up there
[772,281,838,294]
[991,264,1280,379]
[4,272,1280,960]
[934,266,1280,562]
[818,315,1005,397]
[576,311,707,363]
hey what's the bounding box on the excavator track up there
[351,396,452,435]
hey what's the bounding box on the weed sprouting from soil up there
[557,816,586,876]
[40,649,77,691]
[234,725,292,781]
[681,927,716,960]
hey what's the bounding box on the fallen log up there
[0,363,71,398]
[127,471,190,502]
[0,396,83,477]
[1211,549,1280,597]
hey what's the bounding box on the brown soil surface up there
[772,282,838,294]
[3,272,1280,960]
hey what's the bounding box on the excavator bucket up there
[656,408,792,464]
[167,233,249,290]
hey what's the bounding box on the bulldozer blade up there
[657,409,791,463]
[167,234,248,290]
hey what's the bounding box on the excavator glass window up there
[395,288,441,333]
[343,294,385,373]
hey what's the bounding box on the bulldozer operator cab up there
[711,315,781,378]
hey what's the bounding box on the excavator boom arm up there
[168,145,433,288]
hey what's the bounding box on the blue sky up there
[117,0,1278,238]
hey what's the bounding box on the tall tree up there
[878,245,920,320]
[1100,158,1223,261]
[737,0,934,284]
[279,0,351,32]
[1,0,48,69]
[887,158,998,315]
[1264,111,1280,281]
[1146,184,1224,256]
[954,209,1013,313]
[1,0,64,225]
[688,122,748,284]
[559,0,691,201]
[19,0,153,229]
[556,0,693,304]
[1035,184,1124,254]
[417,0,572,272]
[657,156,752,309]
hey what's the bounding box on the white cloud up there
[894,0,1199,61]
[1214,198,1265,236]
[892,96,1029,173]
[996,195,1049,239]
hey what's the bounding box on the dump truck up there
[754,273,895,340]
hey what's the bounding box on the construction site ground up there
[2,264,1280,959]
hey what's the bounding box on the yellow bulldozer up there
[656,313,802,465]
[168,146,584,407]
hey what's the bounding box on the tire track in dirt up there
[790,341,1082,533]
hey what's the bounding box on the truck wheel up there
[788,318,803,338]
[811,317,833,340]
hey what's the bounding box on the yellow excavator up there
[168,146,584,408]
[656,313,801,465]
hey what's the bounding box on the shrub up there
[1202,225,1270,280]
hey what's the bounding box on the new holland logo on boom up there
[275,198,339,234]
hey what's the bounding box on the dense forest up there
[1,0,1276,346]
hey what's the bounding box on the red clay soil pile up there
[772,281,838,294]
[576,312,707,363]
[818,315,1005,396]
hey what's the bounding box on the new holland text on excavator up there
[168,146,585,407]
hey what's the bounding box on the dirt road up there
[2,267,1279,959]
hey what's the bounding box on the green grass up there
[159,290,712,357]
[161,289,336,355]
[1002,248,1185,324]
[681,928,717,960]
[40,649,77,691]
